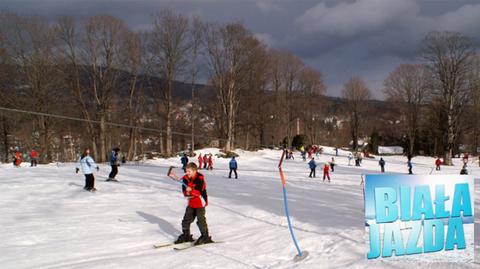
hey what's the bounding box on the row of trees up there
[0,11,326,163]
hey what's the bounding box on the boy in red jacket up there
[197,153,203,170]
[435,158,442,171]
[207,154,213,170]
[174,162,213,245]
[323,163,330,182]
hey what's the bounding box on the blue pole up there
[282,185,303,257]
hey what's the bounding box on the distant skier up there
[121,155,126,165]
[462,153,469,165]
[460,164,468,175]
[229,156,238,179]
[198,153,203,170]
[106,148,120,182]
[181,153,189,172]
[289,150,295,160]
[407,158,413,175]
[435,158,442,171]
[301,150,306,162]
[379,158,385,173]
[76,148,99,191]
[308,158,317,178]
[13,151,22,167]
[329,157,335,172]
[173,162,213,245]
[348,153,353,166]
[207,154,213,170]
[30,149,38,167]
[335,147,339,156]
[323,163,330,182]
[203,154,208,169]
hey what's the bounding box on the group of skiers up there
[197,153,214,171]
[12,149,39,167]
[75,147,122,192]
[307,157,335,182]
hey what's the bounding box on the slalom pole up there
[278,150,309,261]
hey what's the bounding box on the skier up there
[121,155,126,165]
[323,163,330,182]
[308,157,317,178]
[289,150,295,160]
[407,158,413,175]
[435,158,442,171]
[174,162,213,245]
[207,154,213,170]
[355,153,361,167]
[14,151,22,167]
[203,154,208,169]
[301,150,306,162]
[379,158,385,173]
[462,153,469,165]
[229,156,238,179]
[348,153,353,166]
[335,147,339,156]
[329,157,335,172]
[76,148,99,191]
[30,149,38,167]
[460,164,468,175]
[106,148,120,182]
[198,153,203,170]
[181,153,189,172]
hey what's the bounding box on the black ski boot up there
[174,232,194,244]
[194,233,213,246]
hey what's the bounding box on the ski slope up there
[0,148,478,269]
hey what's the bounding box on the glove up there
[96,167,100,171]
[75,168,79,174]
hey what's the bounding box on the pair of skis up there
[153,241,222,251]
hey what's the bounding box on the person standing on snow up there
[207,154,213,170]
[348,153,353,166]
[14,150,22,167]
[30,149,38,167]
[171,162,213,246]
[203,154,208,169]
[379,158,385,173]
[181,153,189,172]
[229,156,238,179]
[308,158,317,178]
[435,158,442,171]
[323,163,331,182]
[198,153,203,170]
[407,158,413,175]
[106,148,120,182]
[76,148,99,191]
[329,157,336,172]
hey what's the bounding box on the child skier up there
[435,158,442,171]
[329,157,335,172]
[30,149,38,167]
[379,158,385,173]
[407,158,413,175]
[203,154,208,169]
[14,151,22,167]
[76,148,99,191]
[207,154,213,170]
[174,162,213,245]
[107,148,120,182]
[198,153,203,170]
[229,156,238,179]
[323,163,330,182]
[181,153,189,172]
[308,158,317,178]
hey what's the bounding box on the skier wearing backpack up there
[106,148,120,182]
[76,148,99,191]
[173,162,213,246]
[308,157,317,178]
[229,156,238,179]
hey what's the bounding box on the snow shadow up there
[136,211,180,238]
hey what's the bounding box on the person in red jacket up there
[174,162,213,245]
[207,154,213,170]
[323,163,330,182]
[202,154,208,169]
[197,153,203,170]
[14,151,22,167]
[435,158,442,171]
[30,150,38,167]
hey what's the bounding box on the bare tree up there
[421,31,475,165]
[149,9,190,156]
[384,64,429,155]
[342,77,371,151]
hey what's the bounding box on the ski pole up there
[167,166,188,187]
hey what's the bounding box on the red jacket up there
[182,172,208,208]
[208,156,213,165]
[323,164,329,173]
[31,150,38,158]
[198,155,203,165]
[435,159,442,166]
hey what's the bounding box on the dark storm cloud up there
[2,0,479,98]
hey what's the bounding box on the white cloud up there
[254,32,275,47]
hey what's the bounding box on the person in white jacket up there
[76,148,99,192]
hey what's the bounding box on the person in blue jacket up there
[76,148,99,191]
[107,148,120,182]
[407,157,413,175]
[228,156,238,179]
[379,158,385,173]
[181,153,189,172]
[308,157,317,178]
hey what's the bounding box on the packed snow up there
[0,147,478,269]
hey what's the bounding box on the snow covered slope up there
[0,148,478,269]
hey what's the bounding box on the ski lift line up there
[0,106,227,142]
